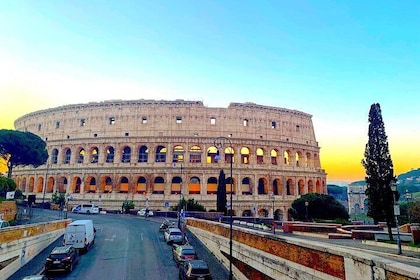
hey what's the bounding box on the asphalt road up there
[8,209,229,280]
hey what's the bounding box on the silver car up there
[164,228,184,244]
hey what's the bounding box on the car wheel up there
[87,210,90,214]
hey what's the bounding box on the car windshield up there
[171,232,182,236]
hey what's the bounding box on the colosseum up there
[12,99,326,220]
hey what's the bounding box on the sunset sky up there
[1,1,419,182]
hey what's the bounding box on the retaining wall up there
[187,218,420,280]
[0,219,69,279]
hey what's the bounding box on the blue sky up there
[1,1,420,181]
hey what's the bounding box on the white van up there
[71,204,99,214]
[63,220,95,252]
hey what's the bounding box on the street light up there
[406,189,412,223]
[214,136,233,280]
[173,163,183,229]
[42,160,50,209]
[390,182,402,255]
[271,195,275,234]
[305,201,309,222]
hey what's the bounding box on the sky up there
[1,1,420,183]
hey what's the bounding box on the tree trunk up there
[387,221,394,241]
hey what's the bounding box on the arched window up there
[189,146,201,163]
[271,149,278,165]
[106,146,115,163]
[77,148,85,163]
[52,149,59,164]
[155,146,167,162]
[241,147,250,164]
[63,148,71,164]
[90,147,99,163]
[207,146,218,163]
[122,146,131,163]
[173,145,184,162]
[257,148,264,164]
[138,145,148,163]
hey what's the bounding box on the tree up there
[0,129,48,178]
[408,201,420,223]
[217,169,227,214]
[361,103,397,240]
[171,198,206,212]
[289,193,349,221]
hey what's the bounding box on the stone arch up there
[241,177,252,195]
[207,146,218,163]
[58,176,67,193]
[86,176,97,193]
[36,177,43,193]
[296,151,303,167]
[308,180,314,193]
[271,149,279,165]
[305,152,311,167]
[173,145,184,163]
[286,178,294,195]
[103,176,113,193]
[275,209,284,221]
[121,146,131,163]
[226,176,236,194]
[63,148,71,164]
[106,146,115,163]
[258,208,269,217]
[207,177,217,194]
[138,145,148,163]
[298,179,305,195]
[29,177,35,192]
[272,178,281,195]
[242,209,252,217]
[136,176,147,193]
[284,150,290,165]
[241,146,250,164]
[189,176,200,194]
[155,146,166,163]
[52,149,59,164]
[189,145,202,163]
[153,176,165,194]
[77,147,85,163]
[119,176,129,193]
[256,148,264,164]
[316,180,321,193]
[257,177,268,195]
[90,147,99,163]
[46,176,54,193]
[171,176,182,194]
[72,177,82,193]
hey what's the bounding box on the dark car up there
[45,245,79,273]
[172,244,198,266]
[179,259,212,280]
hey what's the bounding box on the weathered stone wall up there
[12,100,326,216]
[0,201,17,221]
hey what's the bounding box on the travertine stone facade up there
[13,100,326,219]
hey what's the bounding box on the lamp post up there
[391,183,402,255]
[42,160,50,209]
[271,195,275,234]
[305,201,309,222]
[406,189,412,223]
[214,136,233,280]
[177,163,183,229]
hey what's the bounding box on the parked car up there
[164,227,184,244]
[179,259,212,280]
[45,245,79,273]
[159,219,176,232]
[172,244,198,266]
[22,275,49,280]
[71,204,99,214]
[137,208,154,217]
[0,219,10,229]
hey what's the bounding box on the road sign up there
[164,201,169,207]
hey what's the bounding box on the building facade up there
[13,100,327,219]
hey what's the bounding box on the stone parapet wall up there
[187,218,420,280]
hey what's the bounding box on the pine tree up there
[217,169,227,215]
[362,103,397,240]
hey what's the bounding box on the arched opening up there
[122,146,131,163]
[138,145,148,163]
[241,177,252,195]
[240,147,250,164]
[207,177,217,194]
[106,146,115,163]
[153,176,165,194]
[77,148,85,163]
[63,148,71,164]
[207,146,218,163]
[155,146,166,162]
[173,145,184,163]
[136,176,147,193]
[90,147,99,163]
[271,149,278,165]
[189,146,202,163]
[256,148,264,164]
[119,176,129,193]
[257,178,268,194]
[189,176,200,194]
[171,176,182,194]
[52,149,59,164]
